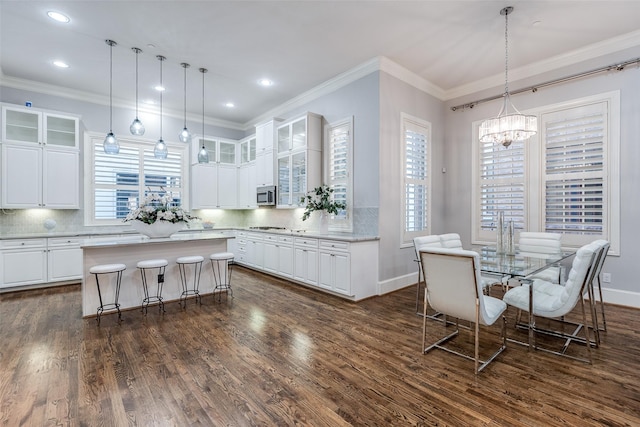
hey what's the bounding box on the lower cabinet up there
[1,237,84,289]
[234,231,378,301]
[47,237,83,282]
[0,239,47,288]
[319,240,351,295]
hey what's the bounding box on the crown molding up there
[377,57,447,100]
[0,73,245,131]
[444,29,640,100]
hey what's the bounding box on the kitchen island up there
[81,232,233,318]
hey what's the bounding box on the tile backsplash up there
[0,207,378,236]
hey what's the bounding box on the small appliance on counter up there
[256,185,276,206]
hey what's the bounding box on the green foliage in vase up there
[300,185,346,221]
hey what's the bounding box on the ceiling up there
[2,1,640,128]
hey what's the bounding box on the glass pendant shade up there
[479,6,537,148]
[103,132,119,154]
[130,118,145,135]
[198,67,209,164]
[179,62,192,143]
[198,145,209,163]
[103,39,119,154]
[129,47,145,136]
[154,55,168,159]
[154,138,168,159]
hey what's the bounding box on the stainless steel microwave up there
[256,185,276,206]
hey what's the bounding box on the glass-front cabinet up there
[240,136,256,164]
[276,113,322,207]
[191,136,236,165]
[2,105,79,148]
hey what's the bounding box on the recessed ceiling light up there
[224,102,235,108]
[47,11,70,23]
[143,99,156,105]
[258,78,274,87]
[53,60,69,68]
[154,85,165,92]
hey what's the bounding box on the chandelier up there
[479,6,537,148]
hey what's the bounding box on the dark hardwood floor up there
[1,266,639,426]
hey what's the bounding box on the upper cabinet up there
[276,113,322,207]
[191,136,237,165]
[239,135,256,164]
[1,104,79,209]
[2,105,79,148]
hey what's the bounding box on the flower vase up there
[130,220,185,238]
[496,211,505,254]
[319,211,330,233]
[506,220,516,255]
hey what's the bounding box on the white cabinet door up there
[318,252,334,290]
[318,242,351,296]
[277,243,293,278]
[43,148,79,208]
[48,246,83,282]
[332,252,351,295]
[191,164,218,209]
[263,240,278,274]
[1,144,42,207]
[255,149,274,187]
[2,106,42,144]
[294,246,318,286]
[0,240,47,288]
[217,164,237,208]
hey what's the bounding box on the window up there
[324,117,353,231]
[402,113,431,245]
[85,133,189,225]
[472,92,620,254]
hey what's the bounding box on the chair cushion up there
[136,259,168,269]
[89,263,126,274]
[482,295,508,325]
[528,266,561,283]
[210,252,234,261]
[439,233,463,249]
[176,255,204,264]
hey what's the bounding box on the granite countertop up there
[0,226,378,243]
[81,231,233,248]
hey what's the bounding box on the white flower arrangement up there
[123,190,196,224]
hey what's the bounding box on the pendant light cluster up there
[102,39,209,159]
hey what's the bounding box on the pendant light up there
[103,39,119,154]
[154,55,168,159]
[178,62,192,143]
[479,6,537,148]
[197,67,209,164]
[129,47,145,135]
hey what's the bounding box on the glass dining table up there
[474,246,575,280]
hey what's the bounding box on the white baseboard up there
[379,272,418,295]
[600,287,640,309]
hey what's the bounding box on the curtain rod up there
[450,57,640,111]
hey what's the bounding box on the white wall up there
[443,47,640,306]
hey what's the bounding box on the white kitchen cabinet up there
[294,237,318,286]
[276,113,322,207]
[2,105,79,148]
[191,136,236,165]
[276,236,294,278]
[190,163,237,209]
[237,163,257,209]
[1,144,79,208]
[262,235,278,274]
[240,135,256,164]
[47,237,83,282]
[1,105,79,209]
[255,149,274,187]
[318,240,351,295]
[247,233,264,269]
[254,119,281,187]
[0,239,48,288]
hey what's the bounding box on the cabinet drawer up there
[48,237,82,247]
[1,238,47,250]
[319,240,350,252]
[263,234,278,242]
[294,237,318,248]
[247,233,263,241]
[277,236,293,245]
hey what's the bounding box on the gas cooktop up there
[248,226,288,230]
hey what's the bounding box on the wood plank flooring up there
[1,266,640,426]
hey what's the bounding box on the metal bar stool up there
[89,263,126,325]
[137,259,168,314]
[177,255,204,307]
[209,252,234,302]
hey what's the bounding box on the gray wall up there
[443,47,640,298]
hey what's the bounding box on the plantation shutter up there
[479,139,525,233]
[327,121,349,221]
[543,102,606,241]
[403,116,430,244]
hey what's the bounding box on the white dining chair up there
[518,232,563,283]
[419,247,507,374]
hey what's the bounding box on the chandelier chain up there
[504,9,509,96]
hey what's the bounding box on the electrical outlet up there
[602,273,612,283]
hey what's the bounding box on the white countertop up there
[80,232,233,248]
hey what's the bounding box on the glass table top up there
[476,246,575,278]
